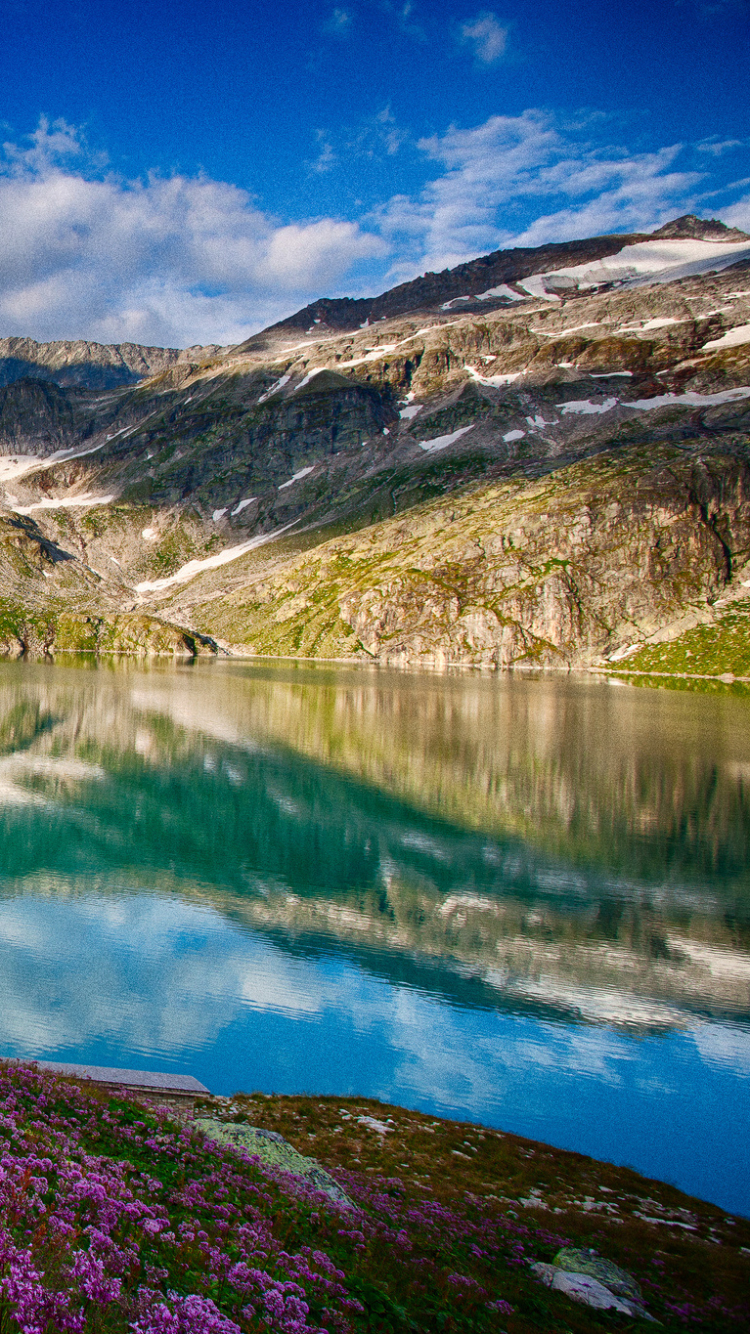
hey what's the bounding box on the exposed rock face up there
[0,378,84,454]
[0,215,748,667]
[0,336,221,390]
[177,445,750,668]
[650,214,750,243]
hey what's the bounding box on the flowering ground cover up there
[0,1063,746,1334]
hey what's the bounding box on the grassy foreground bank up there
[0,1062,746,1333]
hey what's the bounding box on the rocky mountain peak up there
[649,214,749,242]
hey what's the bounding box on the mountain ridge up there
[242,214,750,346]
[0,214,749,676]
[0,335,223,392]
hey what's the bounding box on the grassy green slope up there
[613,598,750,680]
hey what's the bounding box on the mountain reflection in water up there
[0,659,747,1214]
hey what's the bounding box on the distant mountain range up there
[0,213,749,679]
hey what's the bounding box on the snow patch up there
[608,643,643,662]
[399,404,423,420]
[142,528,158,540]
[337,343,399,369]
[294,369,325,392]
[466,365,523,386]
[535,322,602,337]
[257,374,291,403]
[701,323,750,351]
[532,237,750,296]
[418,425,475,454]
[517,276,561,302]
[231,497,257,516]
[503,429,526,442]
[557,397,618,416]
[618,316,689,333]
[626,386,750,410]
[11,493,115,515]
[135,520,301,593]
[0,455,44,482]
[475,283,526,302]
[212,508,228,522]
[278,466,315,490]
[0,436,108,485]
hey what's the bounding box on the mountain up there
[242,214,750,342]
[0,336,223,391]
[0,215,749,674]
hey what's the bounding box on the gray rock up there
[195,1117,357,1210]
[532,1253,656,1320]
[552,1269,640,1315]
[554,1246,643,1301]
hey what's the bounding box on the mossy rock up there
[554,1248,643,1302]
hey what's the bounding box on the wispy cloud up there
[377,0,426,41]
[459,11,509,64]
[696,137,745,156]
[374,111,705,279]
[324,7,353,36]
[308,104,408,175]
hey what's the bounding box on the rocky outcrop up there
[0,378,86,454]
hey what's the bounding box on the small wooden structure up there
[13,1059,210,1117]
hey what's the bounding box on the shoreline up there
[3,648,750,693]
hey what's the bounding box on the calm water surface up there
[0,659,748,1214]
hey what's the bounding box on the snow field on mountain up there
[11,493,116,514]
[279,467,315,490]
[417,425,475,453]
[518,238,750,300]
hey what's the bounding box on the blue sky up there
[0,0,748,346]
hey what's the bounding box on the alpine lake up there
[0,657,747,1217]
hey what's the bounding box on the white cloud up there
[719,193,750,232]
[696,137,744,156]
[324,7,353,36]
[374,110,705,278]
[0,120,384,347]
[0,111,746,350]
[459,11,509,64]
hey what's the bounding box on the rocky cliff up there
[0,336,222,390]
[0,215,748,671]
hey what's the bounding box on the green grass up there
[617,598,750,680]
[0,1061,748,1334]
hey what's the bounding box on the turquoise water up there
[0,658,748,1214]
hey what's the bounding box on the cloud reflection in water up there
[0,661,745,1211]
